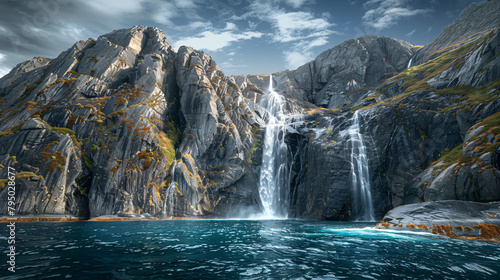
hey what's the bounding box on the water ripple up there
[7,220,500,279]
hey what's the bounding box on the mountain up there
[236,0,500,220]
[0,1,499,222]
[0,26,262,218]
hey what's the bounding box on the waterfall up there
[163,160,177,217]
[258,74,290,218]
[407,58,413,68]
[348,110,374,221]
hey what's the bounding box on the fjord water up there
[258,75,290,218]
[4,220,500,279]
[348,110,375,221]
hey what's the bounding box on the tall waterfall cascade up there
[348,111,375,221]
[258,75,290,218]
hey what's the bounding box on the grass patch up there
[156,131,176,165]
[83,156,94,169]
[0,172,44,189]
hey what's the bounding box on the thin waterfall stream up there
[348,110,375,221]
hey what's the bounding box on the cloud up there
[406,28,416,37]
[273,11,334,43]
[282,37,330,69]
[0,53,9,78]
[284,51,312,70]
[224,22,237,30]
[362,0,431,30]
[284,0,308,8]
[141,0,203,27]
[0,0,209,76]
[173,30,263,51]
[186,21,210,30]
[219,61,249,70]
[83,0,142,16]
[230,0,337,70]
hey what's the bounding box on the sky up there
[0,0,485,77]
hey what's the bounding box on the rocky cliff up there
[244,0,500,220]
[0,26,263,218]
[0,1,499,221]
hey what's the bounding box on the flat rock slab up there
[0,215,85,222]
[375,200,500,241]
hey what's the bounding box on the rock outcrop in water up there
[375,200,500,241]
[0,1,499,222]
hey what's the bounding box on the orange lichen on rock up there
[417,224,429,230]
[431,224,457,237]
[41,150,66,172]
[133,126,151,136]
[122,119,134,131]
[474,224,500,241]
[464,226,473,231]
[455,226,464,231]
[0,217,82,222]
[109,165,119,175]
[407,224,416,228]
[456,224,500,241]
[486,212,498,218]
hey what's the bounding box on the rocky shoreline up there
[375,200,500,241]
[0,214,198,222]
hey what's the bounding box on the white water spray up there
[407,58,413,68]
[258,75,290,218]
[348,110,375,221]
[163,160,177,216]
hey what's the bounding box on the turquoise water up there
[1,220,499,279]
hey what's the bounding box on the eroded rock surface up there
[375,200,500,241]
[0,26,263,218]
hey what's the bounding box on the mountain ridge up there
[0,1,499,221]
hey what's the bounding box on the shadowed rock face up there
[271,35,416,109]
[0,1,499,221]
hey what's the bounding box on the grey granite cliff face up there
[164,46,263,217]
[272,35,416,109]
[0,26,263,218]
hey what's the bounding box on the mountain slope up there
[0,1,499,221]
[244,0,500,220]
[0,26,263,218]
[413,0,500,66]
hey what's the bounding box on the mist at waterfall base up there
[7,220,500,279]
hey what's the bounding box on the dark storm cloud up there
[0,0,215,76]
[0,0,109,74]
